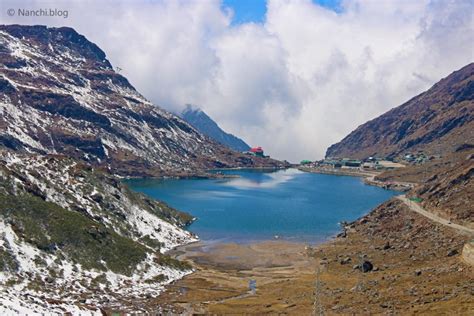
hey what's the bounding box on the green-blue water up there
[126,169,399,244]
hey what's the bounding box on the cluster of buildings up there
[301,156,406,171]
[300,150,438,171]
[402,152,434,164]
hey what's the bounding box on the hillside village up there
[299,151,435,172]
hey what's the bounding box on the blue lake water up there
[125,169,399,244]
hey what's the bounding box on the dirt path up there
[396,195,474,235]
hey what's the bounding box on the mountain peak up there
[183,103,203,114]
[1,24,112,69]
[180,105,251,152]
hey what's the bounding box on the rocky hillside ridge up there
[376,149,473,226]
[0,25,285,177]
[326,63,474,160]
[415,153,473,225]
[326,63,473,225]
[180,105,251,152]
[0,148,197,313]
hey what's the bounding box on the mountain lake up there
[125,168,399,244]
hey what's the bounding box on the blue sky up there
[222,0,342,24]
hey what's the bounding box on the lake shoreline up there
[121,166,290,181]
[156,198,473,314]
[298,165,379,178]
[298,166,413,191]
[152,169,471,313]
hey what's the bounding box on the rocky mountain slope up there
[415,152,473,225]
[0,25,285,177]
[0,148,196,313]
[0,24,286,313]
[181,105,250,152]
[326,63,474,160]
[326,63,473,225]
[376,148,473,226]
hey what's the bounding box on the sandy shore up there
[152,198,473,315]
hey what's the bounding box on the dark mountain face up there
[326,63,474,159]
[181,105,251,152]
[0,25,284,177]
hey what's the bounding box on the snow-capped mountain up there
[0,25,284,177]
[181,104,251,152]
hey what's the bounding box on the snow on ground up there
[0,27,222,173]
[0,151,198,313]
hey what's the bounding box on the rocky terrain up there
[326,63,474,160]
[315,199,473,314]
[0,149,196,313]
[181,104,251,152]
[0,25,285,178]
[376,149,473,226]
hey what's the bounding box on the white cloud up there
[2,0,473,162]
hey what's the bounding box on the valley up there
[0,23,472,315]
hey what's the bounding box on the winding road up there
[396,195,474,235]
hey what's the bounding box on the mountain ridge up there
[0,25,285,178]
[325,62,473,225]
[180,104,251,152]
[326,63,474,159]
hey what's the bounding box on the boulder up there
[447,249,459,257]
[361,261,373,273]
[462,242,474,265]
[340,257,352,265]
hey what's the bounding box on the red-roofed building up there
[249,147,264,157]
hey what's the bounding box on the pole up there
[313,262,324,316]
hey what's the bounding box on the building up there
[341,159,362,168]
[322,159,342,168]
[249,147,265,157]
[362,162,376,169]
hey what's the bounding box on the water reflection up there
[224,168,302,189]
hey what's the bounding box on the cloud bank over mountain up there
[3,0,473,161]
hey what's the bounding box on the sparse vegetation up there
[154,254,192,271]
[0,247,18,273]
[0,193,148,275]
